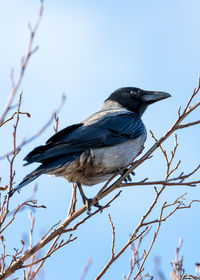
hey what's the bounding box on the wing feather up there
[24,113,145,164]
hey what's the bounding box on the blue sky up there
[1,0,200,279]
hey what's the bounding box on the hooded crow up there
[9,87,171,210]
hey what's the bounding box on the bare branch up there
[123,228,151,280]
[67,184,77,218]
[53,114,59,134]
[22,234,77,270]
[0,0,43,124]
[176,120,200,130]
[108,214,115,259]
[0,111,30,128]
[0,94,66,161]
[79,258,92,280]
[134,201,168,279]
[0,200,45,234]
[120,179,200,188]
[26,212,35,279]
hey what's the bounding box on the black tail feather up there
[8,174,40,197]
[8,153,78,198]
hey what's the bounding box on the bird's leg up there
[77,183,102,214]
[77,183,92,213]
[118,168,135,183]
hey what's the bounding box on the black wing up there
[24,113,145,164]
[46,123,83,144]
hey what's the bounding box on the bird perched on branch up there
[9,87,171,211]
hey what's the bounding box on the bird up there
[9,87,171,211]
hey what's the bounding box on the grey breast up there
[91,131,147,172]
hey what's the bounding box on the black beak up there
[141,90,171,103]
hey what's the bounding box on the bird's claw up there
[77,183,103,214]
[94,201,103,213]
[118,168,135,183]
[84,198,103,215]
[123,174,132,183]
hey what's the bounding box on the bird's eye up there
[130,90,140,97]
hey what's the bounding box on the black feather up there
[23,112,144,165]
[24,123,83,164]
[46,123,83,144]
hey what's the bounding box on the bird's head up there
[106,87,171,116]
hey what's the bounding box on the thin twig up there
[108,214,115,259]
[79,258,92,280]
[0,95,66,161]
[27,212,35,279]
[0,200,45,234]
[0,0,43,124]
[119,180,200,188]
